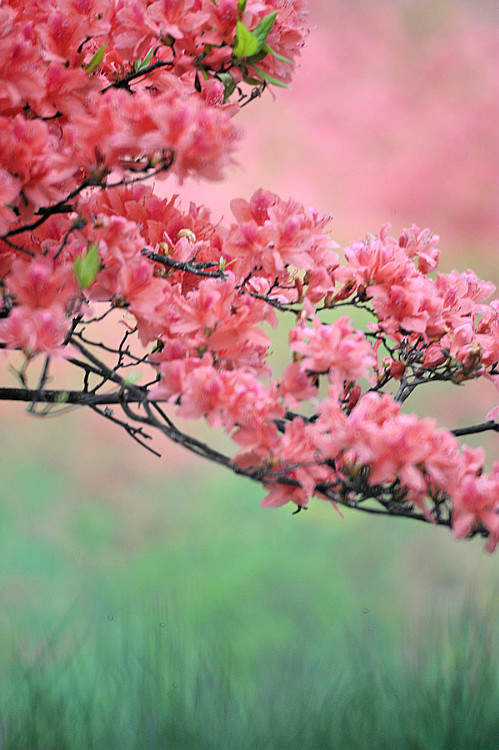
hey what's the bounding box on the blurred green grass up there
[2,593,499,749]
[2,414,499,651]
[2,406,499,747]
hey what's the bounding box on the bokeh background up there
[1,0,498,732]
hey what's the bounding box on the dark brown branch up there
[0,329,491,542]
[118,400,463,534]
[452,420,499,437]
[0,387,151,406]
[143,249,224,278]
[1,156,174,245]
[89,403,161,457]
[101,60,174,93]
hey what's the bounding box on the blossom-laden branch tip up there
[1,0,499,552]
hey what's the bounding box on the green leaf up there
[233,11,279,61]
[73,243,100,289]
[243,76,262,85]
[233,20,259,58]
[85,43,106,73]
[134,47,154,72]
[216,71,237,101]
[245,49,268,65]
[238,0,247,10]
[263,43,293,65]
[252,11,277,49]
[251,64,289,88]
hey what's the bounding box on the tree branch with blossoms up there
[1,0,499,551]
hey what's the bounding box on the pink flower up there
[0,115,77,209]
[0,11,45,109]
[222,374,283,432]
[0,168,21,234]
[289,315,375,391]
[347,396,432,489]
[43,63,95,118]
[398,225,440,274]
[261,483,309,509]
[256,416,332,511]
[6,257,77,310]
[176,360,227,427]
[453,474,499,550]
[368,277,445,338]
[278,361,318,409]
[153,355,203,403]
[227,189,335,279]
[69,83,243,182]
[0,306,70,357]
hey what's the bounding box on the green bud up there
[73,243,100,288]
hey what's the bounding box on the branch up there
[0,387,150,406]
[89,403,161,457]
[100,60,174,93]
[1,155,175,245]
[0,370,487,539]
[452,420,499,437]
[142,249,225,278]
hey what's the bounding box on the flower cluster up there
[0,0,307,232]
[1,0,499,551]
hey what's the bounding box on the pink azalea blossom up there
[452,474,499,552]
[0,306,70,357]
[278,361,318,409]
[289,315,375,391]
[0,115,77,208]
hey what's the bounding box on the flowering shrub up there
[1,0,498,550]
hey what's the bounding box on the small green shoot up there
[134,47,154,72]
[85,44,106,73]
[233,20,259,58]
[73,243,100,289]
[123,372,142,386]
[219,257,237,273]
